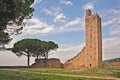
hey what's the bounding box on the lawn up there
[0,70,104,80]
[19,66,120,78]
[0,66,119,80]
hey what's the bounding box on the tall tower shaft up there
[85,9,102,68]
[63,9,102,69]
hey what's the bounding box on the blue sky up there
[0,0,120,66]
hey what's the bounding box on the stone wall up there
[31,58,62,68]
[103,62,120,66]
[64,47,86,69]
[64,9,102,69]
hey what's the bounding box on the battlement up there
[86,9,92,17]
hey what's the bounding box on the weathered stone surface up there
[64,47,86,69]
[31,58,62,68]
[64,9,102,69]
[85,9,102,68]
[103,62,120,66]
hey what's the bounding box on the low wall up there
[103,62,120,66]
[31,58,62,68]
[0,66,27,68]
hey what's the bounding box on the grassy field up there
[0,66,119,80]
[19,66,120,78]
[0,70,104,80]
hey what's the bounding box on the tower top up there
[86,9,92,17]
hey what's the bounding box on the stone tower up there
[85,9,102,68]
[64,9,102,69]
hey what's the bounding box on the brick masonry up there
[31,9,104,69]
[103,62,120,66]
[31,58,62,68]
[64,9,102,69]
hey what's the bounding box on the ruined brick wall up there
[31,58,62,68]
[32,9,103,69]
[103,62,120,66]
[64,9,102,69]
[64,47,86,69]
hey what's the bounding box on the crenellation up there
[86,9,92,17]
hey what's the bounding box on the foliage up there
[0,31,11,45]
[0,0,34,30]
[33,41,58,59]
[0,70,103,80]
[0,31,11,49]
[0,0,34,48]
[12,39,58,66]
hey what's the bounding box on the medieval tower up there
[85,9,102,68]
[64,9,102,69]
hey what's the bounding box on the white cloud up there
[22,17,55,35]
[102,17,120,36]
[49,43,85,63]
[54,13,67,22]
[34,0,42,4]
[103,17,120,27]
[103,37,120,60]
[102,8,120,27]
[41,7,62,16]
[19,17,85,36]
[42,7,67,23]
[60,18,84,32]
[31,0,42,7]
[60,0,74,6]
[82,0,97,10]
[109,8,120,15]
[109,26,120,36]
[65,18,83,27]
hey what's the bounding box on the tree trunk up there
[44,52,48,68]
[45,52,48,59]
[36,55,39,60]
[27,54,30,67]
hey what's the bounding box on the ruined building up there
[31,58,62,68]
[31,9,102,69]
[64,9,102,69]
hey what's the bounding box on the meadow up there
[0,66,120,80]
[0,70,104,80]
[19,66,120,78]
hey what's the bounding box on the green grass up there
[0,66,119,80]
[0,70,103,80]
[19,66,120,78]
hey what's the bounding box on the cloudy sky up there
[0,0,120,66]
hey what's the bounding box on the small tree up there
[12,39,58,67]
[33,41,58,59]
[12,39,42,67]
